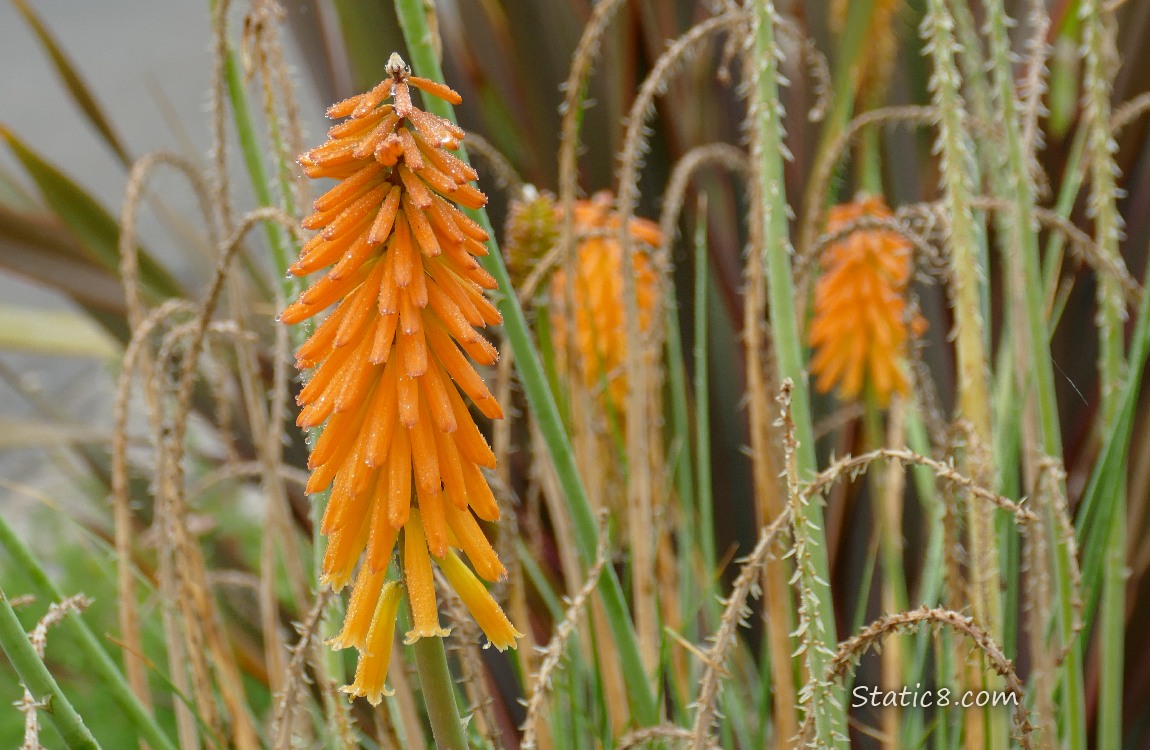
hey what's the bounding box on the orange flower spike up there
[322,519,371,591]
[420,360,458,434]
[433,427,471,511]
[416,482,450,559]
[327,106,391,141]
[284,52,520,702]
[403,193,442,256]
[806,195,925,407]
[365,490,400,572]
[385,423,412,529]
[363,368,399,467]
[461,460,500,521]
[547,191,662,409]
[409,405,443,497]
[394,128,423,169]
[368,186,403,246]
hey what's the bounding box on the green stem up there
[901,407,946,748]
[411,632,469,750]
[220,44,292,299]
[0,587,100,749]
[750,1,843,745]
[0,516,176,750]
[693,199,716,585]
[981,1,1088,746]
[923,0,999,630]
[392,0,659,726]
[665,275,697,629]
[1100,516,1125,748]
[1081,2,1126,747]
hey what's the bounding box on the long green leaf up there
[0,587,101,749]
[10,0,132,166]
[0,515,177,750]
[0,305,118,358]
[0,127,182,301]
[751,1,843,744]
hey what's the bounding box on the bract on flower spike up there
[807,195,927,407]
[282,52,521,705]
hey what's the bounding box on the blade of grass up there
[0,126,182,302]
[0,305,118,358]
[1080,4,1126,746]
[665,271,696,630]
[749,1,844,744]
[981,1,1087,746]
[693,196,716,589]
[0,218,131,344]
[1076,224,1150,658]
[920,8,1007,748]
[394,0,659,727]
[0,588,101,750]
[0,162,35,208]
[10,0,131,166]
[900,405,947,749]
[0,515,178,750]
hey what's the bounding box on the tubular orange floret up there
[807,195,926,407]
[340,581,403,705]
[408,75,464,105]
[281,53,519,703]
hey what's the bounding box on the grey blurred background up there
[0,1,324,499]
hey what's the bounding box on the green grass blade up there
[0,515,177,750]
[0,588,101,749]
[750,1,844,744]
[693,199,716,585]
[0,127,182,301]
[0,305,117,358]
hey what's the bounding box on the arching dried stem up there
[657,143,749,276]
[615,9,746,671]
[797,106,937,272]
[804,448,1037,526]
[796,606,1034,748]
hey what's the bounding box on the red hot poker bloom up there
[807,195,926,407]
[282,53,521,704]
[547,191,661,409]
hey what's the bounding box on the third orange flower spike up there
[807,196,925,407]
